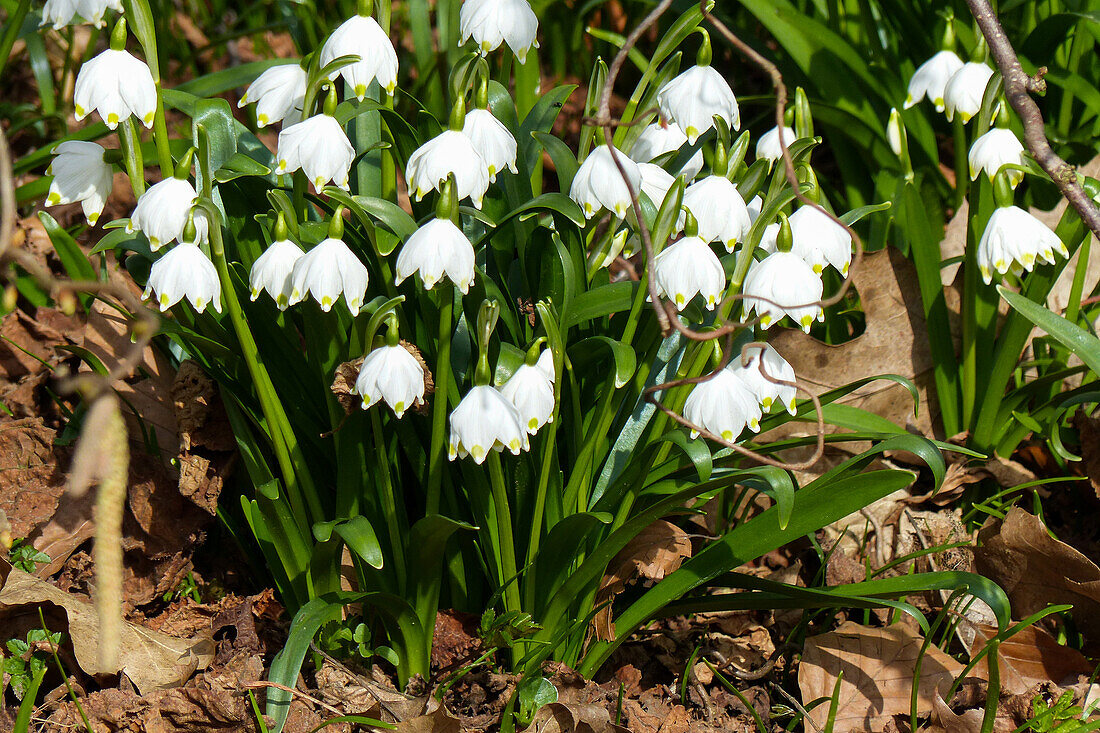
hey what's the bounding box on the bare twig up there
[965,0,1100,240]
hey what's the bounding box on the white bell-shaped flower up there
[249,239,303,310]
[729,344,797,414]
[904,50,965,112]
[755,125,796,163]
[128,176,208,251]
[459,0,539,63]
[320,14,399,99]
[629,120,703,180]
[653,235,725,311]
[746,195,763,225]
[969,127,1025,188]
[395,217,476,294]
[355,344,427,418]
[275,113,354,191]
[74,48,157,130]
[682,176,751,252]
[743,251,823,332]
[569,144,641,219]
[637,162,676,210]
[943,62,994,123]
[978,205,1067,284]
[683,367,761,442]
[656,65,739,144]
[448,385,530,463]
[406,130,490,208]
[46,141,113,225]
[238,64,307,127]
[288,236,369,315]
[143,241,222,314]
[500,350,555,435]
[788,205,852,275]
[462,108,518,182]
[41,0,122,29]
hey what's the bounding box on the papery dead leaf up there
[971,624,1093,695]
[393,706,463,733]
[930,692,984,733]
[593,520,691,640]
[975,508,1100,647]
[798,621,965,732]
[0,566,213,693]
[528,701,632,733]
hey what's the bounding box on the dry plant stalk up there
[68,392,130,673]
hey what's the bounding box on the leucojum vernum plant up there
[22,0,1029,728]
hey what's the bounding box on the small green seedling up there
[7,538,50,574]
[4,628,63,701]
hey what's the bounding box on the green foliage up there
[4,628,63,701]
[7,538,50,574]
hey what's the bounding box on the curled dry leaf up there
[930,691,985,733]
[975,507,1100,648]
[0,566,214,693]
[529,701,632,733]
[593,519,692,641]
[797,621,964,733]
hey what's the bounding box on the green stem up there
[152,82,174,176]
[371,409,406,592]
[208,223,321,526]
[426,291,454,515]
[488,452,522,665]
[0,0,31,81]
[292,171,308,221]
[952,117,968,210]
[118,118,146,197]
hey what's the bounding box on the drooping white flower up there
[288,237,369,315]
[395,218,476,293]
[74,48,157,129]
[406,130,490,208]
[977,205,1067,284]
[746,195,763,224]
[143,241,222,314]
[943,62,995,123]
[904,50,965,112]
[355,344,427,418]
[788,205,852,275]
[320,14,399,99]
[459,0,539,63]
[462,108,518,182]
[41,0,122,29]
[637,162,676,210]
[275,113,354,190]
[45,141,113,225]
[682,176,752,252]
[249,239,304,310]
[238,64,307,127]
[127,177,208,251]
[755,125,796,163]
[743,251,823,332]
[729,344,797,414]
[656,65,739,144]
[629,120,704,180]
[569,144,641,219]
[683,367,761,442]
[653,236,725,311]
[969,127,1026,188]
[500,351,555,435]
[448,385,530,463]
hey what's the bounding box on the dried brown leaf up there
[528,701,632,733]
[975,508,1100,647]
[0,417,68,539]
[970,624,1093,695]
[930,692,984,733]
[798,621,965,732]
[593,520,692,640]
[1074,410,1100,500]
[0,566,213,692]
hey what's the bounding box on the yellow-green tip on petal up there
[528,417,538,430]
[47,193,61,205]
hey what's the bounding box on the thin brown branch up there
[965,0,1100,240]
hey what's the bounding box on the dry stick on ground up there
[590,0,869,470]
[965,0,1100,240]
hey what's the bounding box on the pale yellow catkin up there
[70,394,129,673]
